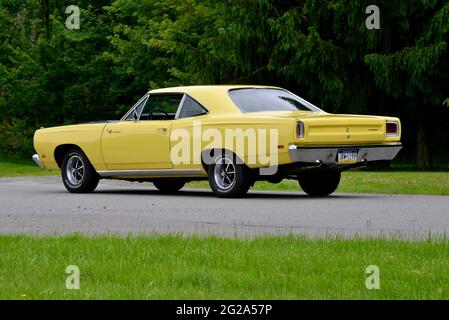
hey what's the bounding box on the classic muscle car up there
[33,85,402,197]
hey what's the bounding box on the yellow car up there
[33,85,402,197]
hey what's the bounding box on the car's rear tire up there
[61,149,99,193]
[153,179,185,193]
[207,151,251,198]
[298,170,341,197]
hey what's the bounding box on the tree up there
[0,0,448,166]
[264,0,449,168]
[364,1,449,169]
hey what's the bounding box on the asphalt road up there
[0,176,448,238]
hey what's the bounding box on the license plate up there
[337,149,358,163]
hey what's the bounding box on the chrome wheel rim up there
[66,155,85,186]
[213,156,236,190]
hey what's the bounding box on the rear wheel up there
[61,149,99,193]
[208,151,251,198]
[298,170,341,197]
[153,179,185,193]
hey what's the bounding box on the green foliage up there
[444,98,449,107]
[0,118,34,156]
[0,0,448,165]
[364,1,449,105]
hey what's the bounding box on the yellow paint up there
[101,120,172,170]
[33,85,401,176]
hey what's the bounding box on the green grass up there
[1,157,448,195]
[0,235,448,300]
[0,157,56,177]
[188,170,449,196]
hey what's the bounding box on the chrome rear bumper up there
[288,143,402,164]
[32,154,45,169]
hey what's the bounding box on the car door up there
[101,93,184,170]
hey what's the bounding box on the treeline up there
[0,0,448,168]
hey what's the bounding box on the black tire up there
[61,149,99,193]
[207,151,251,198]
[298,170,341,197]
[153,179,185,193]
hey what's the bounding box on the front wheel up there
[298,170,341,197]
[208,151,251,198]
[153,179,185,193]
[61,149,99,193]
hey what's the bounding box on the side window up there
[140,94,183,121]
[125,96,147,121]
[178,95,208,119]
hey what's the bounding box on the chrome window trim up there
[120,94,150,121]
[137,92,185,121]
[175,94,209,120]
[227,87,323,113]
[121,92,209,122]
[283,89,324,113]
[174,94,187,120]
[138,92,185,121]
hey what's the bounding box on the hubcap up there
[213,157,236,190]
[66,155,85,186]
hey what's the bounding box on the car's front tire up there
[61,149,99,193]
[298,170,341,197]
[207,151,251,198]
[153,179,185,193]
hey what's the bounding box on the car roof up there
[148,85,282,114]
[149,85,280,93]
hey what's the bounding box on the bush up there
[0,118,35,157]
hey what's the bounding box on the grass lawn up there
[0,235,448,300]
[1,157,449,195]
[188,171,449,196]
[0,157,56,177]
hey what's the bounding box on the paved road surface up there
[0,176,448,238]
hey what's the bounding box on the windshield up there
[229,88,321,113]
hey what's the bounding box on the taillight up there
[386,121,399,136]
[297,121,305,138]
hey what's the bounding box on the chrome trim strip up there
[120,92,210,123]
[174,94,187,120]
[32,154,44,169]
[97,169,205,178]
[290,142,402,149]
[289,143,403,164]
[120,94,150,122]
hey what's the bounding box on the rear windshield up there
[229,88,321,113]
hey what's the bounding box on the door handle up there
[106,129,121,134]
[157,128,168,134]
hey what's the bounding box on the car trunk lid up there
[244,111,387,145]
[299,113,386,145]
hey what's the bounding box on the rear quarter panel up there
[170,114,296,169]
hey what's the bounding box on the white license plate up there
[337,149,359,163]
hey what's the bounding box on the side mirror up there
[133,110,138,122]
